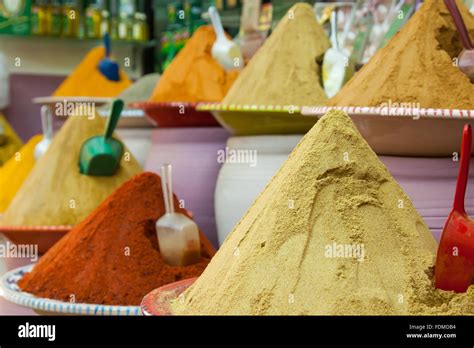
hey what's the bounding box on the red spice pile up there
[19,172,215,306]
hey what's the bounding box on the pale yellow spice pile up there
[222,3,330,107]
[172,110,474,315]
[329,0,474,110]
[1,113,142,226]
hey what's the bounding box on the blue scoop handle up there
[105,99,124,140]
[104,32,111,57]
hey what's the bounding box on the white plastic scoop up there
[156,163,201,267]
[208,6,243,70]
[34,106,54,161]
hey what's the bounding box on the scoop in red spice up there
[18,172,215,306]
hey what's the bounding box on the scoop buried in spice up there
[156,164,201,267]
[208,6,244,70]
[78,99,124,176]
[435,124,474,293]
[97,33,120,82]
[34,106,53,160]
[444,0,474,82]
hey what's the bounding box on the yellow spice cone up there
[0,135,43,212]
[0,114,23,167]
[53,46,132,97]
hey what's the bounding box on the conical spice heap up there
[172,110,474,315]
[19,172,216,306]
[222,3,330,107]
[329,0,474,110]
[1,113,142,226]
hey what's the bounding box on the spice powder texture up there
[172,110,474,315]
[19,172,216,306]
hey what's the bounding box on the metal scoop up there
[34,105,54,160]
[444,0,474,82]
[156,163,201,267]
[435,124,474,293]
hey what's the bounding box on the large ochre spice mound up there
[53,46,131,97]
[222,3,330,107]
[0,114,23,166]
[149,26,238,103]
[328,0,474,110]
[0,114,141,226]
[172,110,474,315]
[19,172,215,306]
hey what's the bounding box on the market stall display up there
[0,113,141,227]
[206,3,331,135]
[139,25,239,127]
[328,0,474,110]
[170,110,474,315]
[17,172,215,306]
[0,114,23,167]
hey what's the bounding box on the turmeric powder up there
[0,135,42,212]
[53,47,132,97]
[0,114,23,167]
[149,26,239,103]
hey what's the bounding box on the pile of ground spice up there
[149,26,239,103]
[0,113,141,226]
[19,172,215,306]
[53,47,131,97]
[172,110,474,315]
[0,114,23,167]
[329,0,474,110]
[0,135,42,212]
[222,3,330,107]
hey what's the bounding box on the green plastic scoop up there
[78,99,124,176]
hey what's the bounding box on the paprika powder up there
[19,172,215,306]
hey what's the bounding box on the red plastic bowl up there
[141,277,197,316]
[132,102,220,128]
[0,225,71,254]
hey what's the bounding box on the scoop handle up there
[330,11,338,49]
[40,105,53,141]
[104,99,123,140]
[453,124,472,214]
[103,32,111,57]
[444,0,473,49]
[160,163,175,214]
[208,6,226,41]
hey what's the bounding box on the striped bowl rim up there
[1,265,141,316]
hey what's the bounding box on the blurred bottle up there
[47,0,63,36]
[118,0,134,40]
[62,0,80,37]
[109,0,119,39]
[100,0,110,37]
[85,0,104,38]
[132,0,148,41]
[31,0,48,35]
